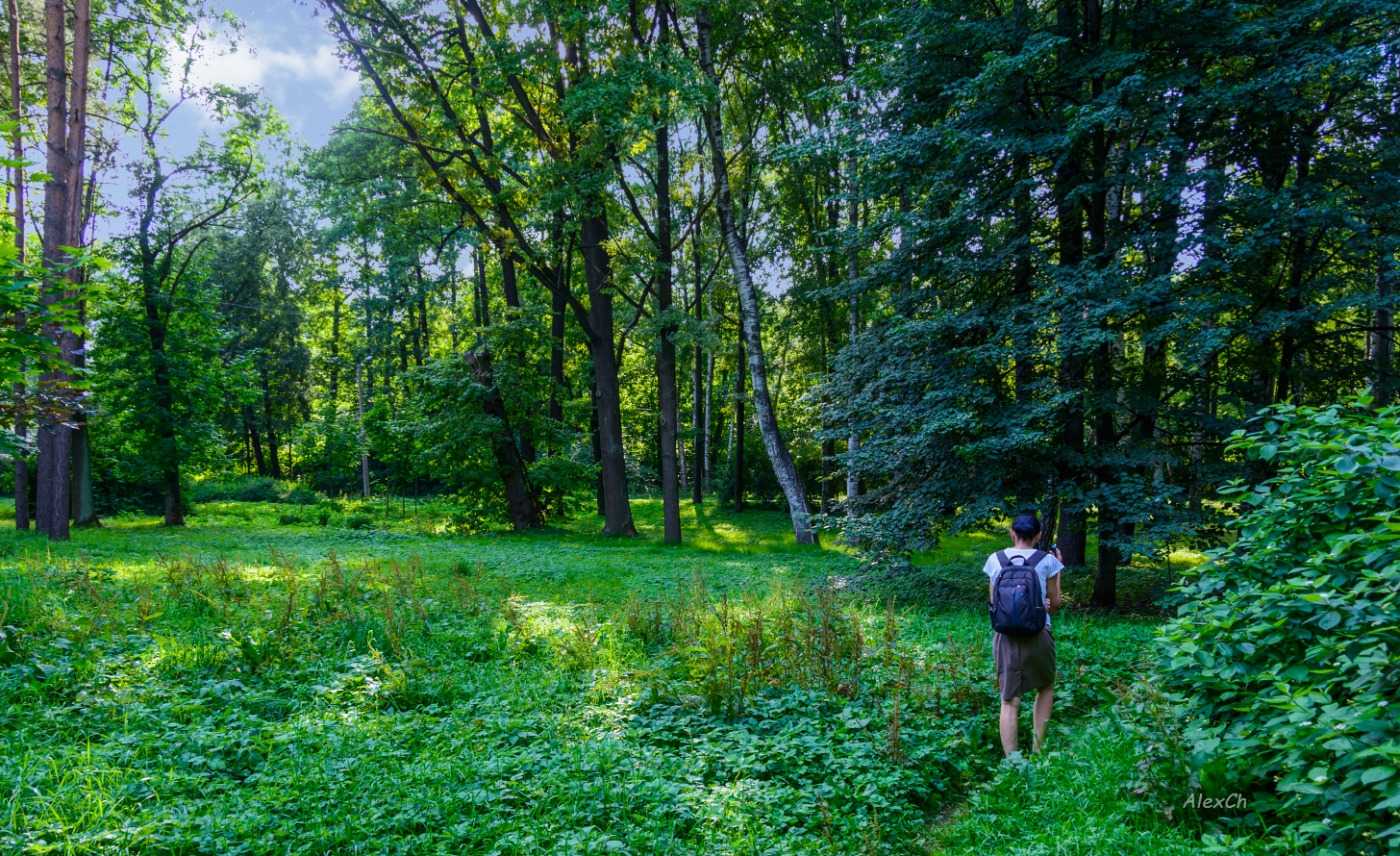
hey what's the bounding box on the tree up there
[814,0,1400,601]
[32,0,92,541]
[109,18,278,525]
[321,0,645,535]
[696,4,813,544]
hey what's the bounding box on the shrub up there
[192,477,324,506]
[193,477,281,504]
[1159,398,1400,855]
[343,513,374,531]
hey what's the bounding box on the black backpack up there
[989,550,1047,636]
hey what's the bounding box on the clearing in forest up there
[1,500,1195,854]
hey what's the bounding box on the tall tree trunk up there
[476,250,540,523]
[1373,95,1399,405]
[144,302,182,526]
[247,408,267,476]
[581,209,637,535]
[549,279,566,428]
[846,157,861,501]
[329,289,341,404]
[9,0,27,531]
[656,6,681,544]
[704,340,714,494]
[408,298,424,367]
[467,350,538,531]
[501,252,521,311]
[449,275,459,354]
[1372,256,1396,405]
[1052,0,1085,567]
[263,375,282,479]
[591,388,605,516]
[1275,138,1315,405]
[692,238,705,505]
[678,434,689,491]
[697,6,813,542]
[418,294,429,360]
[35,0,69,537]
[1012,152,1034,403]
[36,0,90,541]
[1091,353,1120,606]
[70,410,94,526]
[733,336,745,512]
[1086,0,1119,604]
[357,361,370,498]
[497,250,536,465]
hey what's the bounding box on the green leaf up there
[1361,767,1397,785]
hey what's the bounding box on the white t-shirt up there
[983,548,1064,629]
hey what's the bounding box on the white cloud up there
[168,23,361,136]
[191,39,361,103]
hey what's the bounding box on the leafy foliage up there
[1160,398,1400,854]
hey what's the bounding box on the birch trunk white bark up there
[696,6,813,543]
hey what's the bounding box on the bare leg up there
[1032,685,1054,753]
[999,696,1021,756]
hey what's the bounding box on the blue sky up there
[89,1,361,241]
[185,0,362,144]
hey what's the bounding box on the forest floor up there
[0,497,1209,854]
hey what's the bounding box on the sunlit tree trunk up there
[733,336,745,512]
[697,5,813,542]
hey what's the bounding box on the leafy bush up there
[343,513,374,530]
[1160,398,1400,854]
[192,477,323,505]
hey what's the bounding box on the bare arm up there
[1047,574,1062,615]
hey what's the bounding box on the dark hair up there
[1011,511,1042,540]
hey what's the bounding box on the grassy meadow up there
[0,497,1215,854]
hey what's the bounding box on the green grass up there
[0,498,1214,854]
[930,719,1203,855]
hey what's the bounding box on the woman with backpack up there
[984,511,1064,757]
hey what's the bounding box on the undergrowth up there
[0,502,1211,854]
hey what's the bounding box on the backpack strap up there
[1026,549,1047,568]
[995,550,1010,567]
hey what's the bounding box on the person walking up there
[984,511,1063,757]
